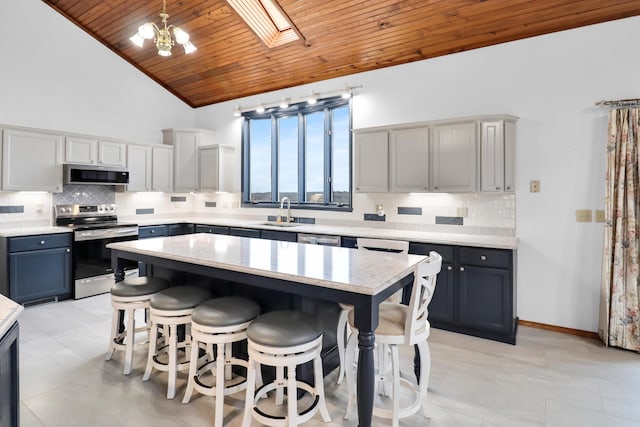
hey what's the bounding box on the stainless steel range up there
[54,204,139,299]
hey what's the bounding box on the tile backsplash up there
[52,184,116,205]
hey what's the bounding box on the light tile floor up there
[17,294,640,426]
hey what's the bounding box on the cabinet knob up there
[434,186,439,190]
[40,240,45,245]
[447,265,452,271]
[460,267,465,271]
[151,230,155,233]
[506,186,511,190]
[496,186,501,190]
[480,255,486,260]
[66,249,70,253]
[356,187,360,191]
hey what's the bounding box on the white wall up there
[0,1,194,143]
[194,16,640,332]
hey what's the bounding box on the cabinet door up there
[173,131,200,192]
[229,227,260,238]
[2,129,64,192]
[167,223,194,235]
[480,122,505,192]
[151,146,173,192]
[504,121,516,192]
[458,265,512,334]
[428,262,456,324]
[98,141,126,166]
[65,136,97,164]
[260,230,297,242]
[354,130,388,192]
[9,247,71,303]
[127,145,151,191]
[389,127,429,192]
[138,225,167,239]
[195,224,229,235]
[430,122,477,192]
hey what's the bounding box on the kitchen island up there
[108,233,427,427]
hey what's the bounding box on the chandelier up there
[129,0,196,57]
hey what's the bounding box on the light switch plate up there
[595,210,605,223]
[529,180,540,192]
[575,209,592,222]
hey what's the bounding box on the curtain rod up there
[596,98,640,107]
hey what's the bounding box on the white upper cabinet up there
[163,128,215,192]
[65,137,126,167]
[126,145,151,192]
[430,122,478,192]
[198,144,235,193]
[389,127,430,192]
[151,145,173,192]
[2,129,64,192]
[354,130,389,192]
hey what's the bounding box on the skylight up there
[226,0,300,48]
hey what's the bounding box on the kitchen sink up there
[260,221,301,228]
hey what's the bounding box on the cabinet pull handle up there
[434,186,439,190]
[40,240,45,245]
[460,267,465,271]
[481,255,486,260]
[447,265,452,271]
[506,186,511,190]
[496,186,501,190]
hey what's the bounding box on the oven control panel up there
[55,204,117,218]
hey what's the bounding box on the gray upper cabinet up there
[2,129,64,192]
[151,145,173,192]
[430,122,478,192]
[163,128,215,193]
[65,136,126,167]
[198,144,234,193]
[389,127,430,192]
[126,144,151,192]
[480,120,516,192]
[354,130,388,192]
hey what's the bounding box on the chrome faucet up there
[279,196,292,223]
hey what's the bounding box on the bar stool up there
[242,310,331,427]
[182,296,261,427]
[105,276,170,375]
[142,285,214,399]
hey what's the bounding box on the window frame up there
[241,96,353,211]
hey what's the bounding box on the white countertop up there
[131,216,519,249]
[0,225,71,237]
[108,233,427,296]
[0,293,23,338]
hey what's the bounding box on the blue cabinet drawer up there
[8,233,71,253]
[459,247,511,269]
[138,225,168,239]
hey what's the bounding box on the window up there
[242,97,352,210]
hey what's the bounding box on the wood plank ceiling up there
[43,0,640,108]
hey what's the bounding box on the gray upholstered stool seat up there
[246,310,322,348]
[105,276,171,375]
[242,310,330,427]
[183,297,261,427]
[192,296,261,327]
[149,286,214,311]
[143,286,215,399]
[111,276,170,298]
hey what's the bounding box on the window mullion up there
[298,112,305,203]
[271,115,278,202]
[324,107,332,204]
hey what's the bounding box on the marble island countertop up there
[0,293,23,338]
[108,233,427,295]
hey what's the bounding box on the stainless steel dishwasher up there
[297,233,341,246]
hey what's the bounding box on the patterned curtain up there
[599,108,640,351]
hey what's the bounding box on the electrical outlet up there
[595,210,605,223]
[456,207,468,217]
[529,180,540,193]
[35,204,43,213]
[575,209,592,222]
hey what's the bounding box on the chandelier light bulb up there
[129,33,145,47]
[173,27,190,44]
[139,23,155,40]
[182,40,197,54]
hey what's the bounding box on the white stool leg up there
[314,354,331,422]
[344,332,357,420]
[105,307,119,361]
[417,340,431,417]
[225,343,233,380]
[391,344,400,427]
[182,335,200,404]
[275,365,284,406]
[142,320,158,381]
[336,308,349,384]
[287,364,297,426]
[123,308,136,375]
[167,324,178,399]
[242,359,256,427]
[214,341,226,427]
